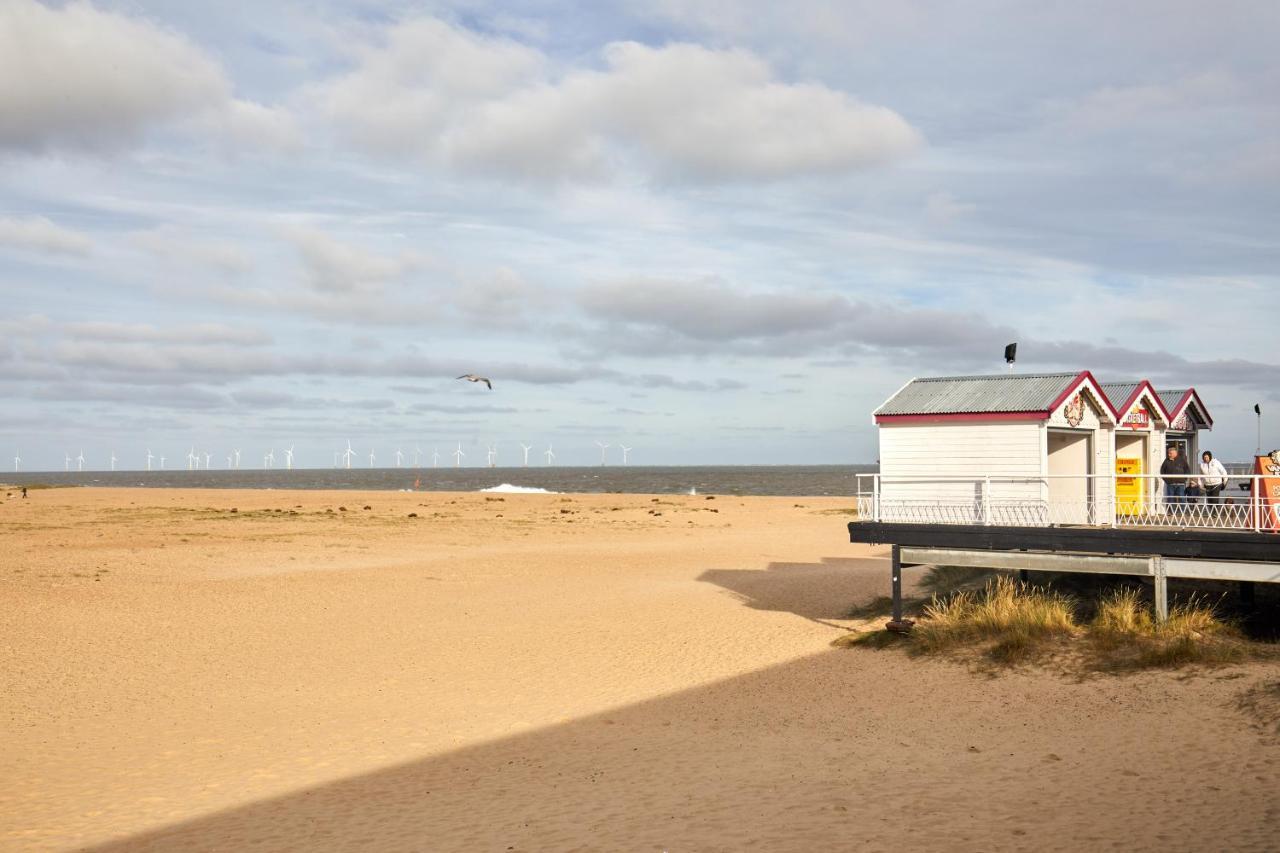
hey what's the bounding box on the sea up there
[2,465,880,498]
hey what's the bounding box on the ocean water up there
[3,465,879,497]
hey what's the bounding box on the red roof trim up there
[1167,388,1213,429]
[875,411,1050,425]
[1114,380,1173,424]
[1047,371,1120,421]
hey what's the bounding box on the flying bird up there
[457,374,493,390]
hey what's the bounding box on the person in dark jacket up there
[1160,445,1191,506]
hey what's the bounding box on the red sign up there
[1122,408,1149,429]
[1256,455,1280,533]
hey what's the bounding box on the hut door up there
[1047,431,1091,524]
[1115,433,1147,516]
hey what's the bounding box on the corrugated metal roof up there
[1099,382,1142,409]
[1158,389,1189,409]
[875,372,1081,416]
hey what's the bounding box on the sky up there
[2,0,1278,470]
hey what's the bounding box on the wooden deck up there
[848,520,1279,624]
[848,521,1279,562]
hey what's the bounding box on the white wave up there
[480,483,558,494]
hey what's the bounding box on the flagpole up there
[1257,404,1263,457]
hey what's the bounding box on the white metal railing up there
[854,473,1278,532]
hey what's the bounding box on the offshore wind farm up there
[3,461,876,497]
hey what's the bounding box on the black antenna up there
[1004,342,1017,372]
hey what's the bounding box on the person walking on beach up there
[1160,445,1190,507]
[21,486,27,499]
[1200,450,1228,504]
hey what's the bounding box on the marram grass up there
[838,575,1270,671]
[911,576,1077,662]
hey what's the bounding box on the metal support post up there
[1152,556,1168,623]
[1254,479,1262,533]
[982,475,991,525]
[886,544,913,633]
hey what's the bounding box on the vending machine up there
[1116,456,1144,516]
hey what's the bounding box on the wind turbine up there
[265,449,276,469]
[77,450,85,472]
[341,440,354,469]
[595,441,610,466]
[159,454,165,470]
[186,447,196,471]
[12,452,19,472]
[226,454,232,469]
[545,444,555,465]
[368,448,376,468]
[233,449,241,469]
[203,451,211,470]
[486,444,496,468]
[110,451,118,472]
[333,451,339,468]
[619,445,632,465]
[395,448,404,468]
[413,446,421,467]
[452,442,464,468]
[284,446,294,470]
[432,447,440,468]
[520,443,533,467]
[65,452,72,472]
[146,450,154,472]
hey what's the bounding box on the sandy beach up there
[2,486,1277,852]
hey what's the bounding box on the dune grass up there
[1089,588,1252,670]
[838,573,1272,671]
[912,576,1077,663]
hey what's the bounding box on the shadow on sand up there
[82,555,1276,851]
[697,555,892,628]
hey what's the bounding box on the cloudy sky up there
[3,0,1278,470]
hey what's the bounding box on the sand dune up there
[1,487,1277,851]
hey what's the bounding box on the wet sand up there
[2,487,1277,851]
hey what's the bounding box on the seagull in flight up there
[457,374,493,390]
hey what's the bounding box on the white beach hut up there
[1158,388,1213,465]
[1099,381,1172,514]
[872,371,1118,525]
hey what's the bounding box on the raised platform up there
[848,520,1279,624]
[848,521,1279,562]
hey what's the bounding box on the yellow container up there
[1116,457,1143,516]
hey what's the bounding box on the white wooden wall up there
[879,421,1044,504]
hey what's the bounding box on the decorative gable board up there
[1048,384,1108,429]
[1118,388,1168,431]
[1170,397,1210,432]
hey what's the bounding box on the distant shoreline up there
[0,464,878,498]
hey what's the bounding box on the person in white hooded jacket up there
[1199,450,1228,503]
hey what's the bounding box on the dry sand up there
[2,486,1277,852]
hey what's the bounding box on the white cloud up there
[925,191,977,223]
[130,226,253,274]
[287,228,425,294]
[574,276,1019,360]
[321,18,546,158]
[64,321,270,346]
[321,18,921,183]
[1055,71,1242,134]
[0,0,296,153]
[0,215,92,256]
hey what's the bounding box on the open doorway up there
[1047,430,1093,523]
